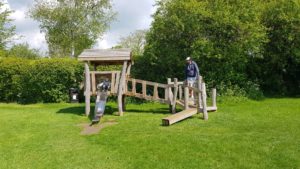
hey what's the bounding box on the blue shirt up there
[185,61,200,79]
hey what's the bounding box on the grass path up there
[0,98,299,169]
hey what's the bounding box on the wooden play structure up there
[78,49,217,126]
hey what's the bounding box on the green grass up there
[0,98,299,169]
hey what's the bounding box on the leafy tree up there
[136,0,267,88]
[8,43,40,59]
[0,1,16,49]
[117,29,147,57]
[256,0,300,95]
[29,0,115,57]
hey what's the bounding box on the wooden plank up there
[162,109,198,126]
[118,61,128,116]
[142,81,147,98]
[128,78,168,88]
[84,63,91,116]
[171,78,178,114]
[91,71,121,75]
[202,83,208,120]
[184,86,189,110]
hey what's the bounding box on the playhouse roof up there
[78,48,132,65]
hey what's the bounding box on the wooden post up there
[142,81,147,98]
[202,83,208,120]
[126,62,132,77]
[115,72,120,93]
[184,86,189,110]
[111,73,115,94]
[164,88,168,102]
[179,85,182,100]
[171,78,178,114]
[84,63,91,116]
[153,83,158,99]
[132,79,136,95]
[198,76,203,108]
[197,77,202,113]
[212,88,217,108]
[118,61,128,116]
[167,78,173,103]
[91,72,96,95]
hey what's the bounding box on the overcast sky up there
[5,0,156,53]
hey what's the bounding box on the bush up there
[0,57,84,103]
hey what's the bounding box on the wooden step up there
[162,108,198,126]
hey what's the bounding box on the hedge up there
[0,57,84,103]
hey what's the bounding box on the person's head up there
[186,57,192,64]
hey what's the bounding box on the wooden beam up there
[202,83,208,120]
[162,108,198,126]
[153,83,159,100]
[117,61,128,116]
[84,63,91,116]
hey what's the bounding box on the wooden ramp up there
[162,109,198,126]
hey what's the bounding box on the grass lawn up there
[0,98,299,169]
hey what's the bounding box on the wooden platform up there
[162,109,198,126]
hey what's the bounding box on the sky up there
[5,0,156,53]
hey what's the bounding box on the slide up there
[92,80,111,123]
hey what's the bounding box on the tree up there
[136,0,267,87]
[0,1,16,49]
[29,0,115,57]
[117,29,147,57]
[8,43,40,59]
[254,0,300,95]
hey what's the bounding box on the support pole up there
[202,83,208,120]
[84,63,91,116]
[118,61,128,116]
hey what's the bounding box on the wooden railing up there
[125,77,173,104]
